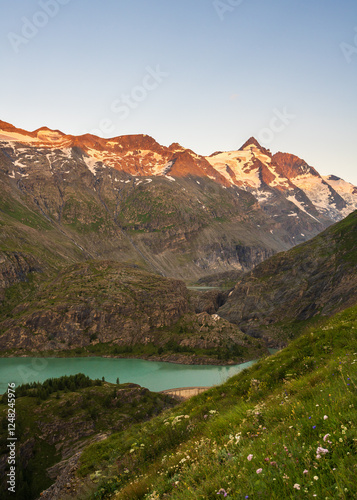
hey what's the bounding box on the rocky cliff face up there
[0,261,267,362]
[0,252,42,293]
[218,210,357,346]
[0,262,189,351]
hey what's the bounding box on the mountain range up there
[1,119,357,499]
[1,119,356,281]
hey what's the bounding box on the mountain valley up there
[0,119,356,499]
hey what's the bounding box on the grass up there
[0,198,53,231]
[0,377,178,500]
[75,303,357,499]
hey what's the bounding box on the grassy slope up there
[0,378,177,500]
[0,190,88,268]
[76,304,357,499]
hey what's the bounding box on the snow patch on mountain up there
[267,164,290,188]
[0,131,37,143]
[323,175,357,215]
[293,175,334,209]
[152,160,175,176]
[13,159,29,169]
[36,130,63,142]
[83,156,99,175]
[206,151,261,189]
[286,195,319,222]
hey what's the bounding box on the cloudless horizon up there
[0,0,356,184]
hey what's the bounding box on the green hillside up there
[69,303,357,499]
[0,376,178,500]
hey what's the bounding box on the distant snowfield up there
[0,131,37,142]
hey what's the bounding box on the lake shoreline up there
[0,357,257,395]
[0,351,257,366]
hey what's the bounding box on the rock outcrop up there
[0,261,267,362]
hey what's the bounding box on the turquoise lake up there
[0,357,255,394]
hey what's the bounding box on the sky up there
[0,0,356,184]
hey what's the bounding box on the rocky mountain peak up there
[168,142,185,152]
[239,137,271,156]
[0,119,19,132]
[0,119,37,141]
[272,152,320,179]
[35,127,65,142]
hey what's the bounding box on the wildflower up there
[314,476,319,481]
[323,434,331,442]
[324,415,328,420]
[247,454,253,461]
[294,484,301,490]
[303,469,308,474]
[217,488,228,497]
[316,446,329,456]
[312,425,316,429]
[256,468,263,474]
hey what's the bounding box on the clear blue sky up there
[1,0,356,184]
